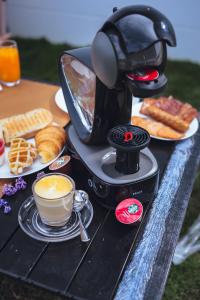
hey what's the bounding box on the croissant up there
[36,126,66,145]
[35,125,66,163]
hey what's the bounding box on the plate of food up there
[131,96,199,141]
[0,108,66,178]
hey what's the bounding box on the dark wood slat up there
[149,139,175,178]
[0,227,47,278]
[67,203,150,300]
[27,201,108,292]
[143,129,200,300]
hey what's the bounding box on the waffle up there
[0,108,53,145]
[8,138,37,175]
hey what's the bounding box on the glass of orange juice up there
[0,40,21,87]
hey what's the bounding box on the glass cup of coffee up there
[32,173,75,227]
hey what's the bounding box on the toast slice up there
[0,108,53,145]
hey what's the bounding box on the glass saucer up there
[18,196,93,242]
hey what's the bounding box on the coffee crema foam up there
[34,175,73,199]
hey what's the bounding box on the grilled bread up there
[0,108,53,145]
[35,125,66,163]
[8,138,37,175]
[132,116,184,139]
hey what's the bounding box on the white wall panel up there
[6,0,200,62]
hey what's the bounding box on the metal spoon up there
[74,191,90,242]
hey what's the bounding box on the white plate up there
[55,88,68,113]
[0,138,64,179]
[132,102,199,141]
[54,89,140,114]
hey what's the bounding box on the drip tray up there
[101,151,153,181]
[68,125,158,185]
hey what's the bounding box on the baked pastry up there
[8,138,37,175]
[132,116,184,139]
[0,108,53,145]
[35,125,66,163]
[140,97,198,132]
[141,103,189,133]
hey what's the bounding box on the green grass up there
[16,37,73,83]
[8,37,200,299]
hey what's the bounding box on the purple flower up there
[0,199,5,208]
[0,199,11,214]
[4,205,11,214]
[15,177,27,191]
[3,184,17,196]
[36,171,45,179]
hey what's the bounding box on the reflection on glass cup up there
[0,40,21,87]
[32,173,75,227]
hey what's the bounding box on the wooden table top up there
[0,79,70,127]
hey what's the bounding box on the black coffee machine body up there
[59,5,176,209]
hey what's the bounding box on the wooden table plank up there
[115,125,200,300]
[0,230,47,278]
[28,201,108,293]
[67,203,150,300]
[0,79,69,127]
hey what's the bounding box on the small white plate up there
[0,138,64,179]
[132,102,199,141]
[54,89,140,115]
[55,88,68,113]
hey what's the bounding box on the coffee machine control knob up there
[92,176,110,198]
[107,125,150,174]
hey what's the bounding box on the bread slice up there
[0,108,53,145]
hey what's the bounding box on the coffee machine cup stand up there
[59,5,176,213]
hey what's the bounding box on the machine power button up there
[92,177,110,198]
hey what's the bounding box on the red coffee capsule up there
[0,139,5,155]
[0,138,5,166]
[115,198,143,225]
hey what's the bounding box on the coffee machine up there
[59,5,176,209]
